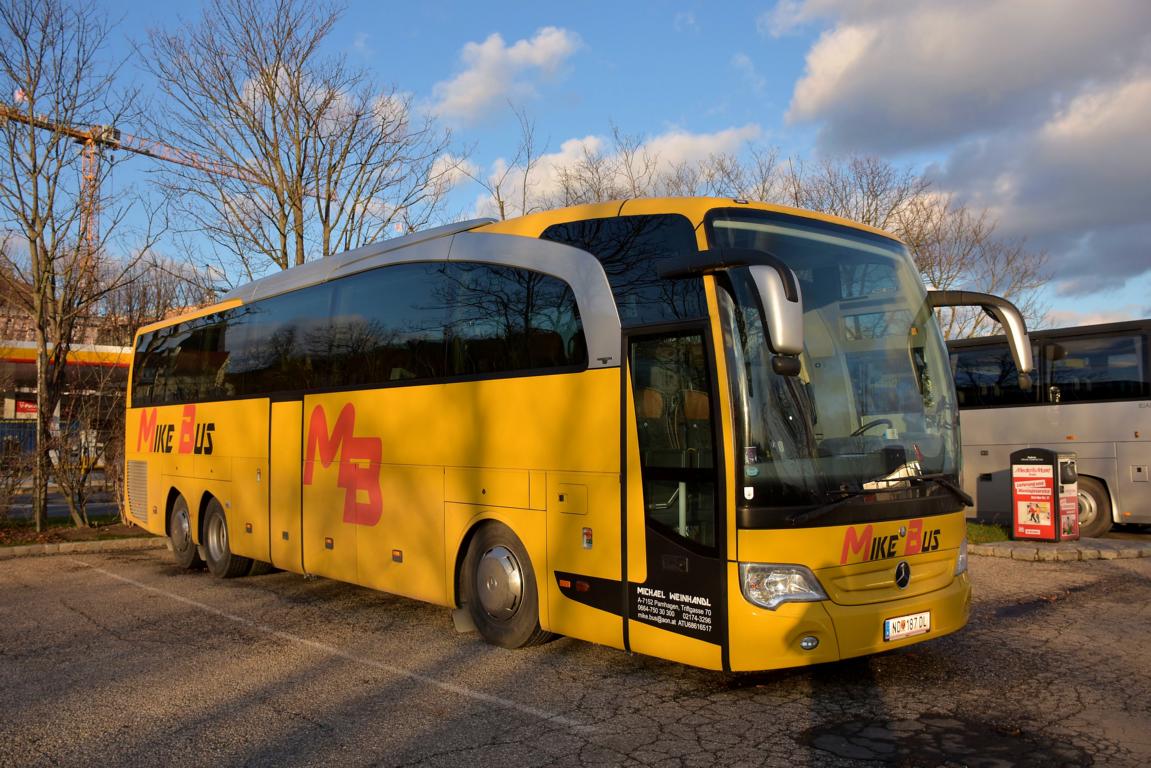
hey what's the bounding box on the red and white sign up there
[1013,464,1055,540]
[14,399,37,417]
[1059,481,1080,540]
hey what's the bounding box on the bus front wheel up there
[462,524,553,649]
[1077,476,1113,539]
[202,498,253,579]
[168,495,203,570]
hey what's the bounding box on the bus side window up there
[1048,334,1149,402]
[950,345,1038,407]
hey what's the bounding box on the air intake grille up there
[126,460,148,524]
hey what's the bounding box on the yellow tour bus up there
[124,197,1033,671]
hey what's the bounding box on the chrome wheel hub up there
[475,545,524,621]
[1078,489,1098,527]
[172,506,191,549]
[207,512,228,562]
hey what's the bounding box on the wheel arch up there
[449,511,548,625]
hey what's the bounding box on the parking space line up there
[70,558,591,731]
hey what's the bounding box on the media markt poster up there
[1013,464,1055,539]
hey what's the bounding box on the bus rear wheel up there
[463,524,553,649]
[202,498,253,579]
[1077,476,1113,538]
[168,495,202,570]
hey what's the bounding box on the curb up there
[970,538,1151,562]
[0,537,168,560]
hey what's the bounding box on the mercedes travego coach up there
[123,198,1032,671]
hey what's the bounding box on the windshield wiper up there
[787,488,880,526]
[786,473,971,526]
[911,473,973,506]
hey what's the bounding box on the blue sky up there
[102,0,1151,327]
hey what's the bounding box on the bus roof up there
[477,197,902,242]
[134,197,903,339]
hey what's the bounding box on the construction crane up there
[0,103,261,254]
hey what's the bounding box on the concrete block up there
[1011,548,1039,561]
[1055,550,1080,561]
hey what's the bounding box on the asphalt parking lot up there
[1,549,1149,767]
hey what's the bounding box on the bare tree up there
[146,0,455,283]
[662,145,786,202]
[0,0,141,530]
[463,105,545,221]
[0,366,32,522]
[473,124,1049,337]
[782,155,930,230]
[896,194,1049,338]
[96,254,216,346]
[47,361,122,527]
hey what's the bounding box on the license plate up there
[884,611,931,641]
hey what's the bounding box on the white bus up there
[948,321,1151,537]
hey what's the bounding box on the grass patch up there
[967,521,1010,544]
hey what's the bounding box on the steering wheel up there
[851,418,893,437]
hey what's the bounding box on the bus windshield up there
[708,209,961,527]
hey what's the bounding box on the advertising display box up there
[1010,448,1079,541]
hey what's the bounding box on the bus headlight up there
[955,538,968,576]
[739,563,827,610]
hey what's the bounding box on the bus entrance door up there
[625,331,727,670]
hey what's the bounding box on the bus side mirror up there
[927,290,1034,390]
[748,263,803,375]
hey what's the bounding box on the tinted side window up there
[132,315,230,406]
[131,262,589,405]
[328,263,450,386]
[1049,335,1149,402]
[949,345,1038,407]
[225,283,335,393]
[540,214,705,327]
[445,263,586,375]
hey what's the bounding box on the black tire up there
[462,524,553,649]
[1077,476,1113,538]
[202,498,252,579]
[168,495,203,570]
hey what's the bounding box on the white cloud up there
[643,125,762,168]
[1043,304,1147,329]
[758,0,810,37]
[778,0,1151,299]
[731,53,766,94]
[784,0,1151,152]
[471,125,762,218]
[430,27,581,122]
[430,153,478,194]
[934,74,1151,295]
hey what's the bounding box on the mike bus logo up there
[303,403,383,526]
[136,405,214,455]
[840,519,941,565]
